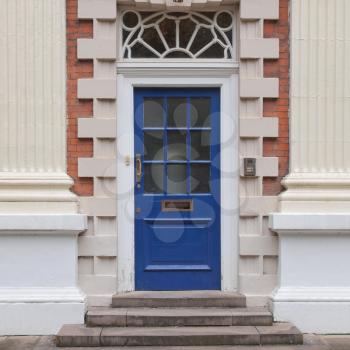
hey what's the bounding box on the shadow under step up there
[56,323,303,347]
[86,307,273,327]
[112,291,246,308]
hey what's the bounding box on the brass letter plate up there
[162,200,193,212]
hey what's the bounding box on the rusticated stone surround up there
[68,0,118,305]
[67,0,286,305]
[239,0,283,305]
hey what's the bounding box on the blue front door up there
[134,88,220,290]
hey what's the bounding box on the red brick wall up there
[263,0,290,196]
[67,0,94,196]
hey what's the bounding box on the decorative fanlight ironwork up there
[121,11,235,59]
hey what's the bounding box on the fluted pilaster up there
[0,0,76,213]
[281,0,350,212]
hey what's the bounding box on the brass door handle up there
[136,154,142,183]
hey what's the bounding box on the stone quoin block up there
[240,0,279,20]
[78,0,117,19]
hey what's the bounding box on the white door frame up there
[116,62,239,292]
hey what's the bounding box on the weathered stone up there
[0,336,40,350]
[86,308,127,327]
[112,291,246,308]
[100,326,260,347]
[86,306,272,327]
[56,325,101,347]
[257,323,303,345]
[231,308,273,326]
[0,336,334,350]
[126,308,233,327]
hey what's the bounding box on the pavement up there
[0,334,350,350]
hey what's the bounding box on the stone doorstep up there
[86,307,273,327]
[111,291,246,308]
[0,336,333,350]
[56,323,303,347]
[101,326,260,347]
[58,347,329,350]
[257,323,303,345]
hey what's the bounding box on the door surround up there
[116,62,239,292]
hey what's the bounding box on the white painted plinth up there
[0,289,85,335]
[272,292,350,334]
[0,215,87,335]
[269,214,350,334]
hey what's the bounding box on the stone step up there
[58,346,328,350]
[112,291,246,308]
[86,307,273,327]
[56,323,303,347]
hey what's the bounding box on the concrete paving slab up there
[0,336,40,350]
[33,336,58,349]
[303,334,329,346]
[322,335,350,350]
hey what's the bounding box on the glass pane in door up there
[167,164,187,194]
[191,130,210,160]
[144,98,164,127]
[191,164,210,193]
[144,131,164,160]
[144,164,164,193]
[167,130,187,161]
[190,97,211,127]
[168,97,187,127]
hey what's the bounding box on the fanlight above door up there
[121,11,235,59]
